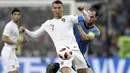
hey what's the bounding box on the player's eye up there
[54,7,57,9]
[14,14,17,15]
[58,7,61,9]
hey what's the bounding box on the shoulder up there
[41,20,52,27]
[65,15,77,18]
[63,15,79,22]
[67,15,84,22]
[67,15,83,18]
[94,25,100,31]
[45,20,52,23]
[63,15,77,18]
[4,21,13,29]
[62,15,71,19]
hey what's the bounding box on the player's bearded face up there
[52,4,64,18]
[86,11,97,24]
[12,12,21,23]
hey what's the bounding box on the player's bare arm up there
[17,40,26,44]
[19,23,45,38]
[19,26,25,33]
[78,6,90,21]
[2,35,25,45]
[2,35,17,45]
[76,23,93,40]
[78,6,84,11]
[77,7,97,41]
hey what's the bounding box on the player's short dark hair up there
[52,0,63,5]
[11,8,21,15]
[89,7,98,17]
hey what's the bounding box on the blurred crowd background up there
[0,0,130,58]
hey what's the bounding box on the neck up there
[86,23,94,28]
[55,14,63,19]
[55,16,62,19]
[12,20,19,25]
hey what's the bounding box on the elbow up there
[2,39,5,42]
[2,37,6,43]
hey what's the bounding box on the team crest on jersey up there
[61,18,66,22]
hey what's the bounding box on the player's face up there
[52,3,64,19]
[86,10,97,24]
[11,12,21,23]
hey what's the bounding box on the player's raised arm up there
[78,6,89,21]
[70,6,88,24]
[76,7,100,41]
[20,21,48,38]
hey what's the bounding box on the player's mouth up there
[56,13,60,15]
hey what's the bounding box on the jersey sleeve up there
[3,24,12,37]
[87,27,100,41]
[93,29,100,37]
[25,20,48,38]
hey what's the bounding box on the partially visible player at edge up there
[46,7,100,73]
[20,0,91,73]
[1,8,26,73]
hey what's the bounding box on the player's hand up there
[19,26,25,33]
[17,40,23,44]
[17,39,27,44]
[14,42,18,46]
[15,40,23,51]
[78,6,84,11]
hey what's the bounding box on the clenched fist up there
[19,26,25,33]
[78,6,84,11]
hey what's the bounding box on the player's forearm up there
[81,10,89,20]
[76,24,90,40]
[2,36,16,45]
[17,40,27,44]
[25,29,38,38]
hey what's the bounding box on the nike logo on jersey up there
[50,24,54,31]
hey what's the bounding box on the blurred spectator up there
[118,36,130,58]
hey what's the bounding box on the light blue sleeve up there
[93,28,100,37]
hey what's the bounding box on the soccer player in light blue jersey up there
[46,7,100,73]
[73,7,100,73]
[74,9,100,55]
